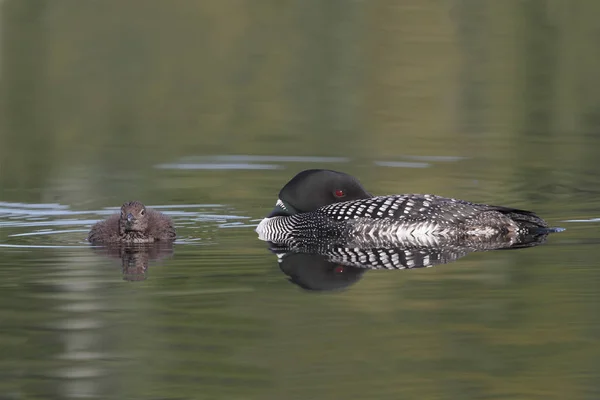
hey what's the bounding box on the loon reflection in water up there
[278,252,366,291]
[271,230,550,291]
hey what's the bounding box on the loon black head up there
[268,169,372,217]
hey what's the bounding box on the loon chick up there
[88,201,176,244]
[256,169,553,246]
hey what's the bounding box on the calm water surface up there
[2,155,599,400]
[3,1,600,399]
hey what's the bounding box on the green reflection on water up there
[1,0,600,399]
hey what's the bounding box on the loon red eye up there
[334,189,346,198]
[334,266,345,274]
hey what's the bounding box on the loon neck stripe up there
[276,199,287,210]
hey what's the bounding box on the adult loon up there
[256,169,560,247]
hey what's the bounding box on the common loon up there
[256,169,560,247]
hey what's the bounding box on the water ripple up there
[155,163,282,170]
[374,161,430,168]
[1,201,252,247]
[562,218,600,223]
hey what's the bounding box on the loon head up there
[268,169,372,217]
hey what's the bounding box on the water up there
[2,1,600,399]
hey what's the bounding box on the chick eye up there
[334,189,346,198]
[140,209,145,216]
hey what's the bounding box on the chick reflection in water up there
[88,201,176,281]
[91,243,174,281]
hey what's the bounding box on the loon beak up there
[267,199,293,217]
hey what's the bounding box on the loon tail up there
[493,206,563,250]
[492,205,564,234]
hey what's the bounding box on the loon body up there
[256,169,557,247]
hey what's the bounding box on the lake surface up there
[2,2,600,399]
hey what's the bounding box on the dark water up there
[2,1,600,399]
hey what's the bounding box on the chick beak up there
[127,213,134,223]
